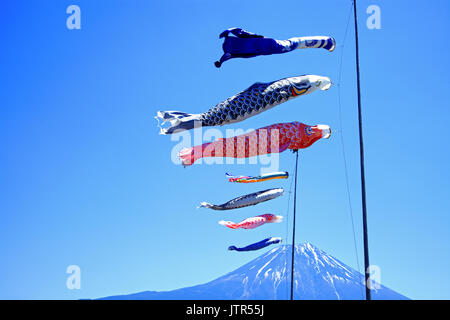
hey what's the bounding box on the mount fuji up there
[98,243,408,300]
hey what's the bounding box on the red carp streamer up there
[219,214,283,230]
[179,121,331,166]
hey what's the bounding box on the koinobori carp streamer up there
[226,171,288,183]
[215,27,336,68]
[219,214,283,229]
[179,122,331,166]
[199,188,284,211]
[156,75,331,135]
[228,237,282,252]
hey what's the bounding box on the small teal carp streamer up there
[228,237,282,252]
[199,188,284,211]
[215,27,335,67]
[156,75,332,135]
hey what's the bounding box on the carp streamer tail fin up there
[155,110,202,135]
[179,145,204,167]
[198,202,222,210]
[218,220,239,229]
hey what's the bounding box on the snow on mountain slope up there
[98,243,408,300]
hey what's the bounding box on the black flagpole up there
[290,149,299,300]
[353,0,371,300]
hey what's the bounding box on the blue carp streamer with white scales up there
[156,75,332,135]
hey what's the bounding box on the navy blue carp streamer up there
[156,75,332,134]
[228,237,282,252]
[199,188,284,211]
[214,27,336,67]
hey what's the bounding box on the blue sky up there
[0,0,449,300]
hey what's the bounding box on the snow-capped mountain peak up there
[98,243,408,300]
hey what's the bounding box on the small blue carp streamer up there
[199,188,284,211]
[156,75,332,135]
[228,237,282,252]
[215,27,336,67]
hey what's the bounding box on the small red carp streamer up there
[219,214,283,229]
[179,121,331,166]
